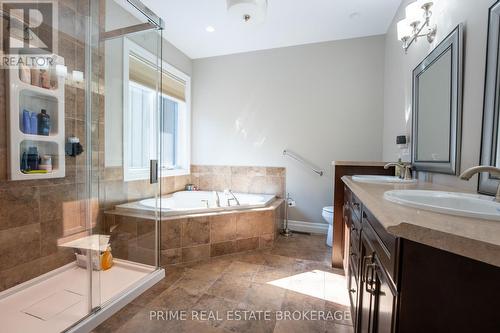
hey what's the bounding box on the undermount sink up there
[384,190,500,221]
[352,175,417,184]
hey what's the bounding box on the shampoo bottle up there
[37,109,51,136]
[30,68,40,87]
[22,110,31,134]
[40,69,51,89]
[19,65,31,83]
[29,112,38,135]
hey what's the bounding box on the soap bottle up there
[40,69,51,89]
[37,109,51,136]
[26,146,39,171]
[22,110,31,134]
[29,112,38,135]
[30,68,40,87]
[101,246,113,270]
[20,152,28,171]
[39,155,52,172]
[19,64,31,83]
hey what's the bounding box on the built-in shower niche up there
[7,55,66,180]
[19,140,60,175]
[19,90,59,136]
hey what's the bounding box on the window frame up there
[123,39,191,181]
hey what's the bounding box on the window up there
[123,40,190,181]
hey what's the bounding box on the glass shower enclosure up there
[0,0,165,332]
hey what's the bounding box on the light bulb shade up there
[227,0,267,24]
[405,1,423,25]
[397,19,412,41]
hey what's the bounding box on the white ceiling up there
[141,0,402,59]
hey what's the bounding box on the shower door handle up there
[150,159,158,184]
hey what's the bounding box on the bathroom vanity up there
[341,176,500,333]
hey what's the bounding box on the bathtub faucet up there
[213,191,221,207]
[224,189,240,206]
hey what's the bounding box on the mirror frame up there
[479,1,500,195]
[411,24,463,175]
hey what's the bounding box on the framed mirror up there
[412,24,463,175]
[480,1,500,195]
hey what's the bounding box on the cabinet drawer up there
[361,211,397,286]
[350,224,360,255]
[349,239,360,277]
[348,257,358,327]
[350,193,362,220]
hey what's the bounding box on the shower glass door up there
[87,0,163,311]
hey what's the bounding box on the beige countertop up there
[342,176,500,267]
[332,161,389,167]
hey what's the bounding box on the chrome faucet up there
[213,191,221,208]
[384,162,413,180]
[224,189,240,206]
[459,165,500,202]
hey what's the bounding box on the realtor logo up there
[1,1,55,55]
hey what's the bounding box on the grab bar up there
[283,149,324,176]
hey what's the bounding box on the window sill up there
[160,168,190,177]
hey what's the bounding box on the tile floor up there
[93,234,354,333]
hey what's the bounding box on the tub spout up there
[225,189,240,206]
[213,191,221,207]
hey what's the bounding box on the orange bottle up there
[101,246,113,270]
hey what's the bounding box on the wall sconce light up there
[397,1,437,53]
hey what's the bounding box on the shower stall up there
[0,0,167,332]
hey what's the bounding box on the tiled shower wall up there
[0,0,88,292]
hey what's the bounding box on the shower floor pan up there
[0,259,163,333]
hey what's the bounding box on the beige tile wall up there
[190,165,286,198]
[0,0,88,292]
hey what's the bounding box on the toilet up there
[322,206,334,247]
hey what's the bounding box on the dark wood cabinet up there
[342,185,500,333]
[358,234,374,333]
[356,218,396,333]
[371,254,396,333]
[344,187,396,333]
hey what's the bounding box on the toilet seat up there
[322,206,334,213]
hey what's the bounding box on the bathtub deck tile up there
[181,217,210,247]
[210,240,237,257]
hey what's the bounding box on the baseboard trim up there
[287,220,328,234]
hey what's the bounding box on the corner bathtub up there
[116,190,277,217]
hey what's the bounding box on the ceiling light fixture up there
[206,25,215,33]
[396,1,436,53]
[227,0,268,25]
